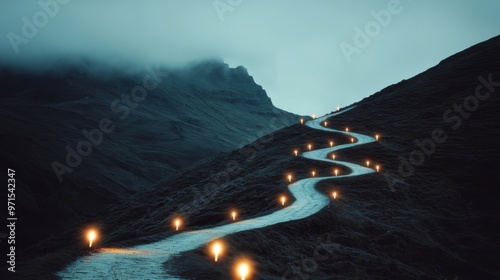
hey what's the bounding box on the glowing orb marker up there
[366,160,370,167]
[287,174,292,182]
[238,263,248,280]
[331,154,336,160]
[332,191,337,200]
[324,121,328,126]
[351,138,354,143]
[213,242,222,262]
[281,196,286,206]
[312,114,316,119]
[376,165,380,172]
[294,149,298,156]
[345,127,349,132]
[231,211,237,221]
[87,230,96,248]
[308,144,312,151]
[300,118,304,124]
[375,134,380,141]
[238,263,249,280]
[311,171,316,177]
[337,106,340,111]
[329,141,334,147]
[334,168,339,176]
[174,218,181,231]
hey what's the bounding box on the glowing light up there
[345,127,349,132]
[311,171,316,177]
[287,174,292,182]
[87,230,97,248]
[376,165,381,172]
[212,242,222,262]
[238,263,250,280]
[233,258,253,280]
[281,196,286,206]
[375,134,380,141]
[329,141,334,147]
[334,169,339,176]
[308,144,312,151]
[231,211,237,221]
[174,218,181,231]
[312,114,316,119]
[351,138,354,143]
[300,118,304,125]
[332,191,337,200]
[331,154,336,160]
[366,160,370,167]
[337,106,340,111]
[324,121,328,126]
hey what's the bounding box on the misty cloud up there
[1,0,499,115]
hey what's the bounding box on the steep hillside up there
[12,36,500,279]
[169,36,500,279]
[0,60,297,259]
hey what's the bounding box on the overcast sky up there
[1,0,499,115]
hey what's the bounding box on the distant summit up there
[177,60,272,105]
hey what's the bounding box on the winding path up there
[58,107,376,279]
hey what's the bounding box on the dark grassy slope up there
[14,36,500,279]
[15,122,350,279]
[0,60,297,276]
[168,36,500,279]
